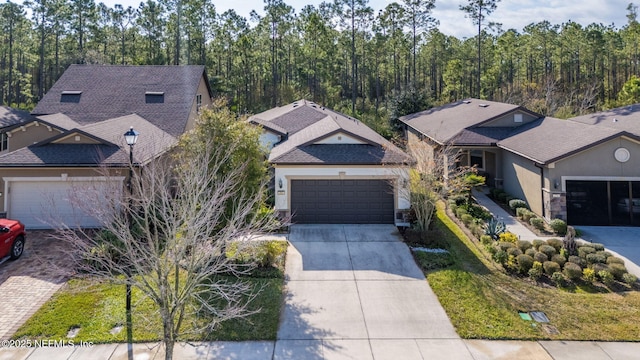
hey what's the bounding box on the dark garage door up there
[291,179,394,224]
[567,180,640,226]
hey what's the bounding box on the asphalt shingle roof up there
[0,143,126,166]
[0,106,37,129]
[399,98,525,143]
[32,65,208,137]
[250,100,412,165]
[451,127,515,145]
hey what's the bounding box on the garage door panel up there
[291,179,394,224]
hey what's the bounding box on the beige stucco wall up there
[481,111,538,127]
[3,122,64,153]
[502,151,544,215]
[52,133,101,144]
[184,76,213,133]
[0,167,126,213]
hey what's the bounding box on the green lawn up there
[424,203,640,340]
[13,240,287,343]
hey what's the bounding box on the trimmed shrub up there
[598,270,615,286]
[480,235,493,245]
[608,263,628,280]
[543,261,561,275]
[490,188,504,199]
[592,243,605,251]
[516,240,532,252]
[508,199,528,211]
[469,223,485,239]
[578,246,596,258]
[496,191,509,203]
[591,263,609,274]
[499,241,516,251]
[623,273,638,285]
[529,261,543,281]
[596,250,612,258]
[455,207,468,219]
[507,247,523,257]
[546,238,563,252]
[568,255,584,267]
[461,214,474,226]
[549,219,567,235]
[539,244,557,259]
[606,256,625,265]
[551,254,566,267]
[563,262,583,280]
[493,250,508,265]
[586,253,607,265]
[530,217,545,230]
[499,232,518,243]
[525,248,537,257]
[516,207,528,218]
[486,244,497,255]
[583,268,596,282]
[521,210,536,223]
[532,239,546,250]
[516,254,535,274]
[551,271,565,286]
[533,252,549,263]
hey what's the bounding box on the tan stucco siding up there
[0,167,126,213]
[548,137,640,183]
[406,127,436,166]
[481,111,538,127]
[502,151,543,215]
[4,123,64,152]
[185,76,213,133]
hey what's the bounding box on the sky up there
[96,0,632,38]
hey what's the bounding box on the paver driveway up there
[0,231,69,339]
[275,224,459,360]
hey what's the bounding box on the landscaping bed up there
[12,240,288,343]
[419,203,640,340]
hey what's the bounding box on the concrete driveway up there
[578,226,640,277]
[276,224,460,360]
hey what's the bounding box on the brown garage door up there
[291,179,394,224]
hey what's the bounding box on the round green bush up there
[592,243,605,251]
[529,261,543,281]
[530,217,545,230]
[480,235,493,245]
[521,210,536,222]
[516,207,528,218]
[551,254,566,267]
[532,239,546,250]
[456,207,468,219]
[606,256,625,265]
[534,252,549,263]
[516,240,532,252]
[516,254,534,274]
[578,246,596,258]
[546,238,563,252]
[608,263,628,280]
[507,247,523,257]
[568,255,585,267]
[525,248,537,257]
[623,273,638,285]
[598,270,615,286]
[549,219,567,235]
[496,192,509,203]
[563,262,583,280]
[539,244,557,258]
[508,199,528,211]
[499,241,516,251]
[543,261,561,275]
[461,214,474,226]
[493,250,508,264]
[551,271,565,286]
[591,263,609,274]
[586,253,607,264]
[596,250,612,258]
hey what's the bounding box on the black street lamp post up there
[123,126,138,360]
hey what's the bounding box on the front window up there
[469,149,484,169]
[196,94,202,112]
[1,132,7,152]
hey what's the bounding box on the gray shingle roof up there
[497,117,622,164]
[35,113,80,130]
[450,127,515,145]
[569,104,640,136]
[0,144,126,166]
[0,106,37,129]
[399,98,526,143]
[32,65,209,137]
[253,100,412,165]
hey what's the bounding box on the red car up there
[0,218,26,262]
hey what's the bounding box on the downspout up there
[534,162,545,219]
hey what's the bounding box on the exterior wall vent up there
[145,91,164,103]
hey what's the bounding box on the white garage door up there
[7,178,121,229]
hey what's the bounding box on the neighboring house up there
[0,65,213,229]
[250,100,412,225]
[400,98,640,227]
[0,107,44,155]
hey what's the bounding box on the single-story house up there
[0,65,213,229]
[400,99,640,226]
[250,100,412,225]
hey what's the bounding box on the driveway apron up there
[276,224,459,360]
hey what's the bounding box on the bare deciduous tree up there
[53,138,278,360]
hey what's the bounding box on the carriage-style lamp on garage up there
[278,178,283,189]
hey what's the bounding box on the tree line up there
[2,0,640,128]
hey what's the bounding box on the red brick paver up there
[0,231,69,339]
